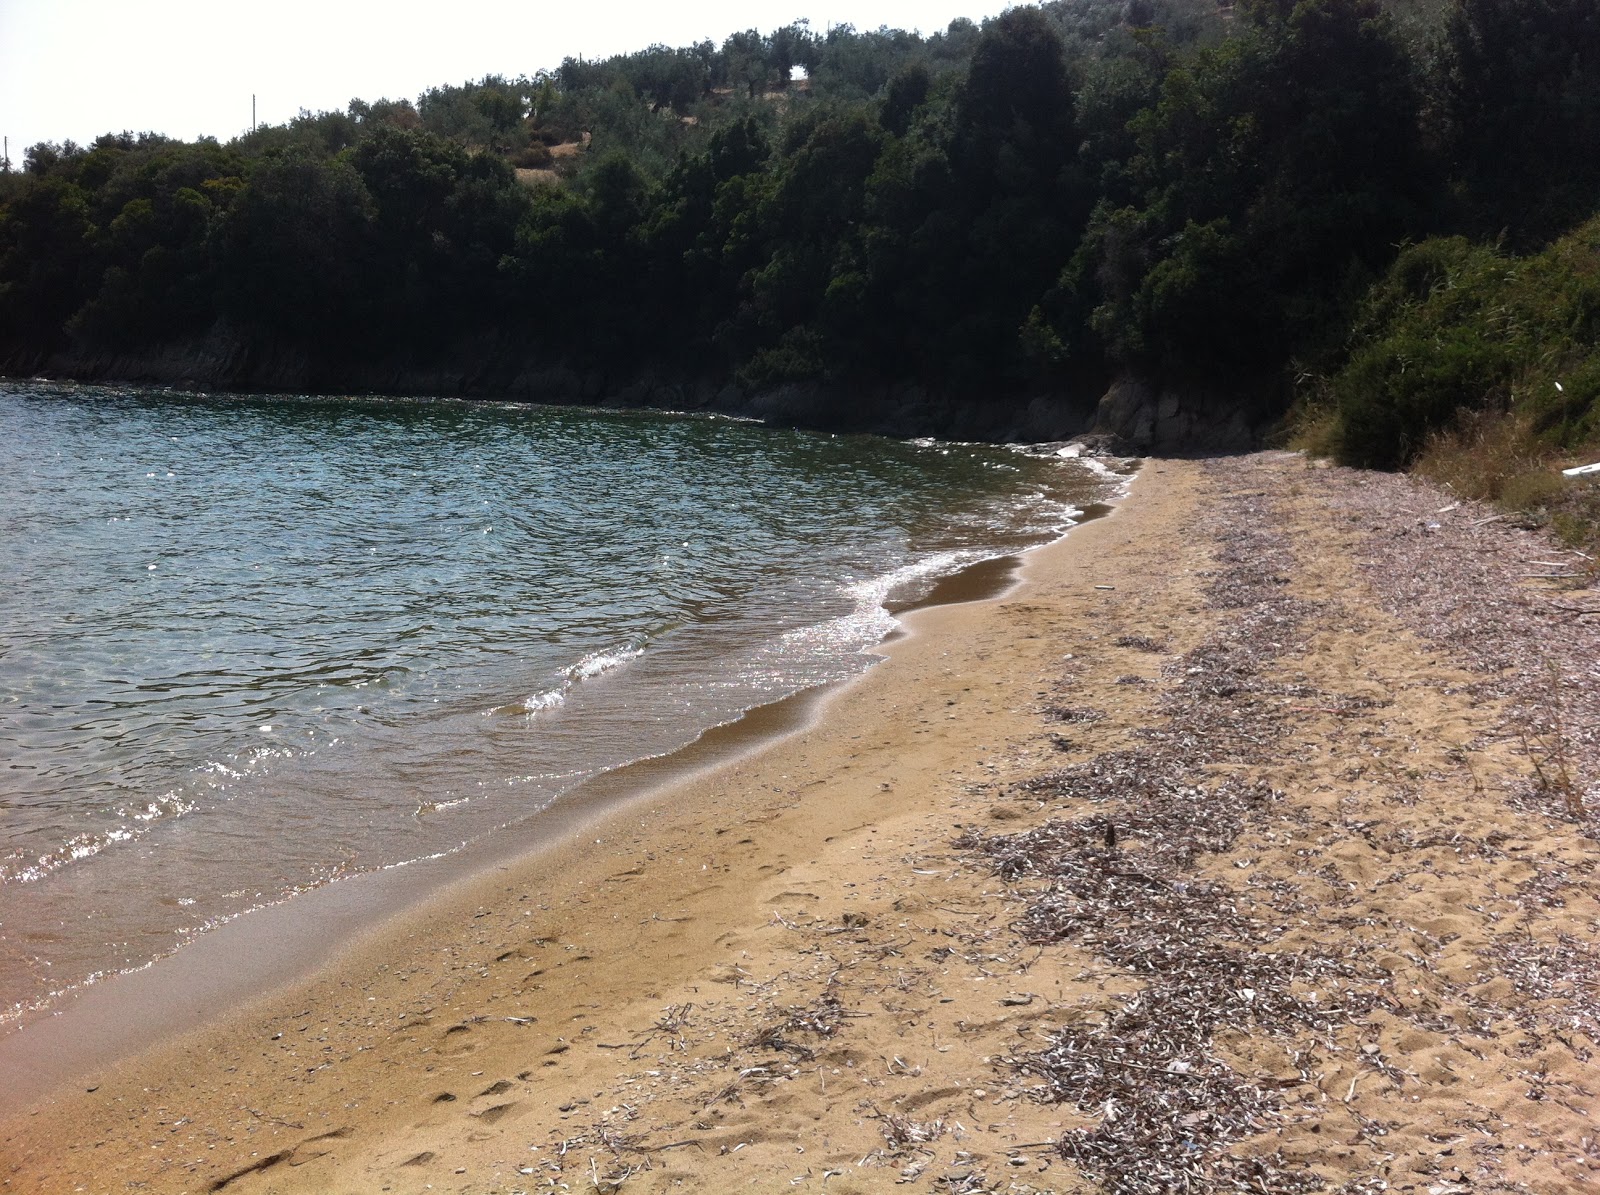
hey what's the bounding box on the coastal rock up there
[509,364,583,400]
[1092,374,1262,453]
[1015,393,1092,442]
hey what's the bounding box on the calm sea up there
[0,382,1113,1021]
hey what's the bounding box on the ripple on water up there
[0,382,1118,1022]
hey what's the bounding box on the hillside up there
[3,0,1600,463]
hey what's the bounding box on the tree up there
[1436,0,1600,245]
[881,63,931,137]
[218,153,375,346]
[724,30,770,98]
[1070,0,1428,382]
[0,175,94,353]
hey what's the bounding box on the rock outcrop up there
[1092,374,1264,453]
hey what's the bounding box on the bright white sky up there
[0,0,1008,164]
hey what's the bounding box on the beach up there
[3,452,1597,1193]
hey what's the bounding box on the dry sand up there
[2,453,1597,1194]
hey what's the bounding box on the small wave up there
[415,795,471,817]
[520,688,567,713]
[779,486,1103,669]
[6,775,210,883]
[844,549,988,611]
[493,637,648,717]
[119,791,195,824]
[6,827,135,884]
[764,549,988,673]
[1070,453,1115,477]
[500,766,591,787]
[566,641,645,682]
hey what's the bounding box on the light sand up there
[2,455,1595,1194]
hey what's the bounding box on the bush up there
[1325,216,1600,469]
[1334,328,1515,469]
[510,143,553,168]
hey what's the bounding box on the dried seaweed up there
[1046,705,1107,725]
[749,986,847,1062]
[960,481,1373,1194]
[1114,634,1169,653]
[1316,464,1599,828]
[1491,929,1600,1038]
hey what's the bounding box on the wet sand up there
[2,454,1596,1194]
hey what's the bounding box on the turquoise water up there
[0,382,1111,1019]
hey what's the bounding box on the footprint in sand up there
[294,1127,351,1161]
[895,1085,965,1111]
[207,1127,354,1189]
[207,1150,293,1190]
[440,1023,480,1056]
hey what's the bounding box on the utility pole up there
[252,95,257,134]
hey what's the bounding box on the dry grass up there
[1410,407,1600,550]
[1412,409,1549,506]
[1518,659,1586,820]
[514,167,562,189]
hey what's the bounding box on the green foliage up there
[881,64,931,137]
[1067,0,1428,385]
[219,152,376,346]
[1326,217,1600,468]
[418,76,529,150]
[1437,0,1600,247]
[0,175,94,350]
[350,126,530,343]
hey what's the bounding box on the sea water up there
[0,382,1114,1021]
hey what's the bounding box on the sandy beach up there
[3,452,1597,1194]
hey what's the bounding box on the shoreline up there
[0,368,1109,448]
[0,495,1111,1119]
[4,454,1595,1193]
[0,381,1118,1058]
[0,466,1135,1190]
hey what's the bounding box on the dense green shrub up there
[1328,217,1600,469]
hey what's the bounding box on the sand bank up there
[3,454,1596,1194]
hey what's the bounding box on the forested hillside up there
[3,0,1600,452]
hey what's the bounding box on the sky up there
[0,0,1010,164]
